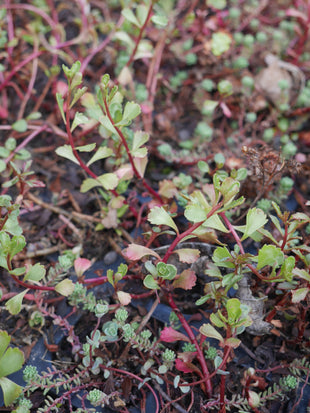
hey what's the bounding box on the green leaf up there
[226,298,242,324]
[241,208,268,241]
[71,112,89,132]
[55,145,79,164]
[210,313,226,328]
[131,131,149,157]
[0,377,23,406]
[121,8,140,27]
[117,101,141,126]
[0,332,10,360]
[56,93,66,124]
[211,32,232,56]
[12,119,27,132]
[220,177,240,205]
[293,268,310,282]
[257,245,284,269]
[55,279,75,296]
[224,337,241,348]
[70,86,88,108]
[76,143,96,152]
[143,274,160,290]
[97,173,119,190]
[291,288,309,303]
[23,263,46,282]
[0,160,6,173]
[148,206,179,234]
[87,147,113,166]
[8,235,26,257]
[5,289,28,315]
[151,14,168,27]
[199,323,224,342]
[136,4,148,26]
[80,178,100,192]
[0,347,24,378]
[280,256,295,282]
[202,214,229,233]
[184,204,207,222]
[212,247,235,268]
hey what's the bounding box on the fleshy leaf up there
[0,347,24,378]
[160,327,190,343]
[172,249,200,264]
[56,93,66,123]
[0,332,10,360]
[148,206,179,234]
[23,263,46,282]
[75,143,96,152]
[0,377,23,406]
[199,323,224,342]
[5,289,28,315]
[97,173,119,190]
[291,288,308,303]
[117,101,141,126]
[74,258,92,278]
[224,337,241,348]
[117,291,132,305]
[123,243,161,260]
[121,7,140,27]
[241,208,268,241]
[87,147,113,166]
[133,156,147,177]
[143,274,160,290]
[12,119,27,132]
[55,145,79,165]
[71,112,89,132]
[257,245,284,269]
[131,131,149,157]
[55,279,75,296]
[175,359,200,374]
[202,214,229,233]
[184,204,207,223]
[173,270,197,290]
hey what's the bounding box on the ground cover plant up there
[0,0,310,412]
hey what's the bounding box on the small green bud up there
[279,177,294,192]
[282,142,297,158]
[245,112,257,123]
[95,303,109,318]
[280,375,298,391]
[23,365,39,383]
[233,56,249,69]
[256,31,268,43]
[182,342,196,352]
[229,7,240,19]
[162,348,176,362]
[218,80,233,95]
[205,346,218,360]
[87,389,106,407]
[233,32,244,44]
[115,307,128,322]
[201,78,215,91]
[243,34,255,47]
[186,53,197,65]
[263,128,274,142]
[241,76,254,89]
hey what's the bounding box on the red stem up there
[103,96,163,204]
[167,292,212,397]
[125,2,154,68]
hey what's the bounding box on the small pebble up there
[103,251,118,265]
